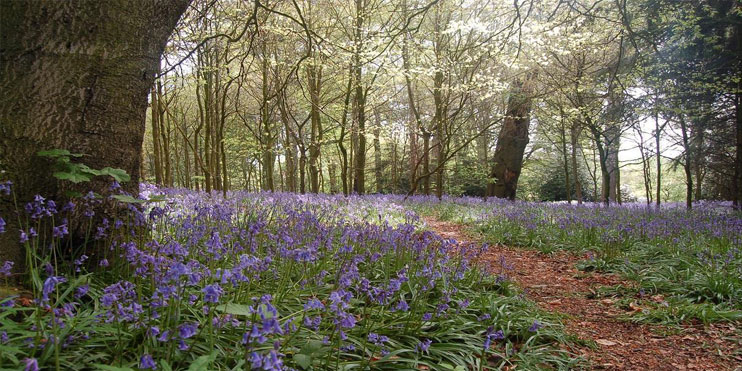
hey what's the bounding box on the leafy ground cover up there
[424,217,742,369]
[0,184,580,370]
[406,196,742,326]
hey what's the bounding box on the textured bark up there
[260,46,275,191]
[679,116,693,209]
[560,118,572,204]
[151,83,164,185]
[373,112,383,194]
[735,91,741,208]
[570,123,583,204]
[307,63,322,193]
[352,0,366,195]
[0,0,190,274]
[604,93,622,203]
[488,80,533,200]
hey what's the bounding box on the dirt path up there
[425,217,742,370]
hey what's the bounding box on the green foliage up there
[410,199,742,326]
[38,149,130,184]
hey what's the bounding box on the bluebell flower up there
[52,223,68,238]
[529,320,542,332]
[0,180,11,195]
[0,261,13,277]
[139,354,156,369]
[23,358,39,371]
[202,283,223,303]
[416,339,432,353]
[178,323,198,339]
[42,276,66,303]
[483,326,504,350]
[395,300,409,312]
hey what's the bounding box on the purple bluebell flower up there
[529,320,542,332]
[52,223,68,238]
[178,323,198,339]
[23,358,39,371]
[395,300,409,312]
[483,326,505,350]
[0,217,5,233]
[202,283,223,304]
[19,230,29,244]
[0,261,13,277]
[42,276,66,303]
[148,326,160,337]
[0,180,11,195]
[139,354,156,369]
[416,339,432,353]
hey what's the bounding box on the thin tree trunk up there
[373,110,383,193]
[571,123,583,204]
[679,116,693,209]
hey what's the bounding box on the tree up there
[0,0,190,274]
[488,78,534,199]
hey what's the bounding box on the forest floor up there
[424,217,742,371]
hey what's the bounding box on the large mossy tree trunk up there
[488,79,533,200]
[0,0,190,275]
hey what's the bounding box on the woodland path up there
[424,217,742,371]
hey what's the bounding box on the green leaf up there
[99,167,131,183]
[38,149,83,158]
[293,354,312,370]
[93,365,135,371]
[53,171,92,184]
[230,360,246,371]
[215,303,253,316]
[112,194,145,204]
[146,195,168,203]
[65,191,84,198]
[160,359,173,371]
[187,352,217,371]
[78,165,102,176]
[300,340,330,356]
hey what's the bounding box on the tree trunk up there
[422,132,431,195]
[0,0,190,274]
[735,91,741,208]
[308,63,322,193]
[570,123,583,204]
[679,116,693,209]
[351,0,366,195]
[655,100,662,207]
[373,111,383,193]
[488,79,533,200]
[560,117,572,203]
[151,83,164,185]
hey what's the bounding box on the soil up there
[424,217,742,371]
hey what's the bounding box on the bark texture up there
[488,79,533,200]
[0,0,190,274]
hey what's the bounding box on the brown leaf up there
[595,339,617,346]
